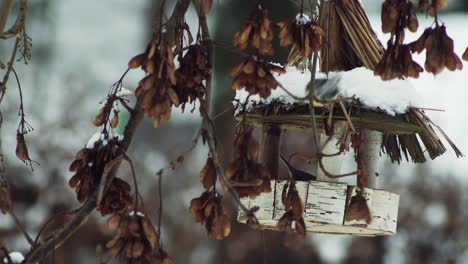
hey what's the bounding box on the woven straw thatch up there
[320,0,384,72]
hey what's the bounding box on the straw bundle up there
[381,108,463,164]
[320,0,384,72]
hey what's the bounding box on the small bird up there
[307,73,342,100]
[280,155,316,181]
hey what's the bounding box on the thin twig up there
[8,210,35,246]
[318,159,357,179]
[0,36,20,103]
[0,0,28,39]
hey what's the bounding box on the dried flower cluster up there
[189,191,231,240]
[225,126,271,198]
[175,44,212,112]
[230,57,285,98]
[106,212,171,263]
[234,6,274,56]
[277,182,306,237]
[410,25,463,75]
[375,0,423,80]
[130,37,178,128]
[277,14,324,67]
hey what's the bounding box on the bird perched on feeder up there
[280,155,316,181]
[307,73,342,100]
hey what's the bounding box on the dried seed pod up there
[278,182,307,237]
[68,137,123,204]
[174,44,211,113]
[226,126,271,198]
[409,25,463,75]
[189,191,231,239]
[428,0,447,17]
[110,110,119,128]
[97,177,132,216]
[200,157,217,190]
[15,133,36,167]
[234,6,274,56]
[230,57,283,99]
[132,35,179,126]
[344,193,371,224]
[128,53,145,69]
[463,47,468,61]
[277,14,324,68]
[106,211,161,262]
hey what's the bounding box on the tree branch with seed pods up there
[23,1,192,262]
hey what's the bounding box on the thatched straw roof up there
[320,0,384,72]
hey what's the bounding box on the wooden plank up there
[238,180,399,236]
[304,181,348,224]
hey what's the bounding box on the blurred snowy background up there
[0,0,467,263]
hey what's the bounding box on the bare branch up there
[0,0,28,39]
[8,210,35,246]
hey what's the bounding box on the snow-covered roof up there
[234,67,421,116]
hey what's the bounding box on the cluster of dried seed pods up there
[418,0,447,17]
[175,44,212,112]
[199,157,216,190]
[277,182,306,237]
[376,0,423,80]
[234,6,274,56]
[381,0,418,36]
[189,191,231,240]
[375,43,423,80]
[225,126,271,198]
[68,137,123,203]
[97,178,132,216]
[106,211,171,263]
[129,36,178,128]
[277,14,324,67]
[410,25,463,75]
[230,57,285,98]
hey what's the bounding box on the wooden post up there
[317,122,346,182]
[259,123,281,180]
[359,130,382,188]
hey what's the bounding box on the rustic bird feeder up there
[235,0,462,236]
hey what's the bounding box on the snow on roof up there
[234,66,421,116]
